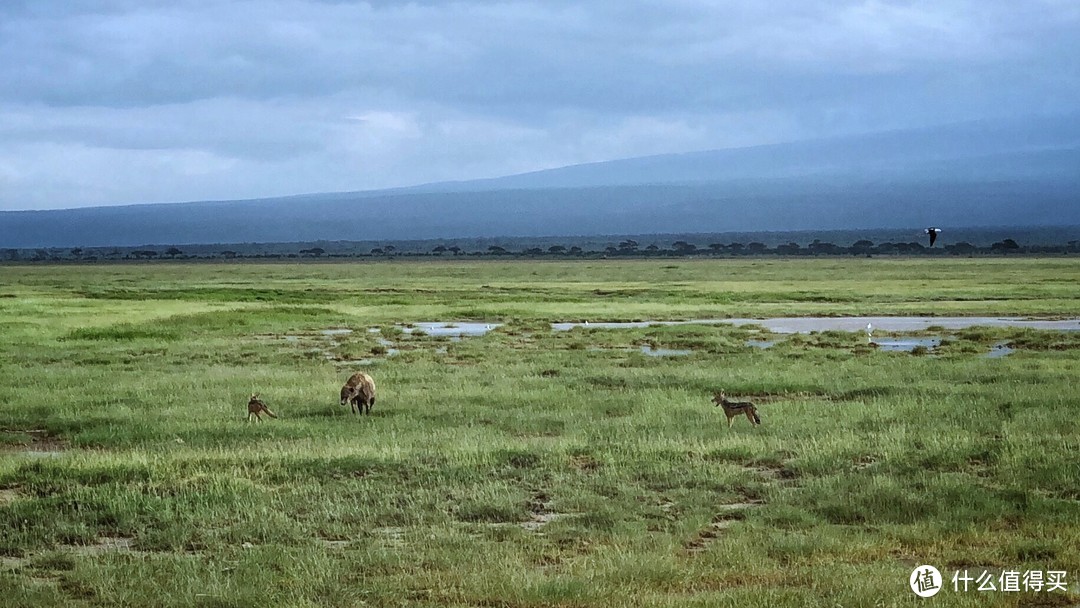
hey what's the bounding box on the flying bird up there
[924,227,942,247]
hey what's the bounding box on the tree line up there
[4,238,1079,263]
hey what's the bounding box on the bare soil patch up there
[684,500,764,555]
[0,429,70,457]
[64,536,135,556]
[0,487,22,505]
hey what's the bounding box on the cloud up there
[0,0,1078,209]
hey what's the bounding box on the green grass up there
[1,258,1079,607]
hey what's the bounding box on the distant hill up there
[2,115,1079,248]
[415,114,1080,191]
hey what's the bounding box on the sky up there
[0,0,1078,210]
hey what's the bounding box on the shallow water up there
[321,328,353,336]
[552,316,1080,333]
[398,322,501,337]
[984,342,1015,358]
[374,337,400,356]
[640,345,693,357]
[871,337,941,352]
[745,339,777,349]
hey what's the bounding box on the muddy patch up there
[749,464,798,481]
[684,501,763,554]
[640,345,693,357]
[0,488,22,505]
[373,526,406,546]
[568,454,602,472]
[0,430,70,458]
[65,536,135,556]
[474,492,583,534]
[272,327,404,365]
[374,337,400,356]
[520,512,576,532]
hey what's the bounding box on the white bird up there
[866,322,872,336]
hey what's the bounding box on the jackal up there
[340,372,377,415]
[712,391,761,429]
[247,393,278,422]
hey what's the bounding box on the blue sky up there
[1,0,1078,210]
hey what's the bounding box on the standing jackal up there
[340,372,377,415]
[712,391,761,429]
[247,393,278,422]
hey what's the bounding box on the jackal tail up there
[749,407,761,425]
[262,406,278,418]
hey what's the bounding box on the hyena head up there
[340,385,356,406]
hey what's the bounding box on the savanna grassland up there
[1,258,1079,607]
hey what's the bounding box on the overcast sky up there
[1,0,1078,210]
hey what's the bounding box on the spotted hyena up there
[340,372,376,415]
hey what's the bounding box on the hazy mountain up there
[416,114,1080,191]
[2,116,1079,248]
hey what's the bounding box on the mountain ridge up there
[2,115,1079,248]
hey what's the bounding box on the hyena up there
[712,391,761,429]
[340,372,377,415]
[247,393,278,422]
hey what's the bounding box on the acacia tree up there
[947,242,977,255]
[991,239,1020,253]
[850,240,874,255]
